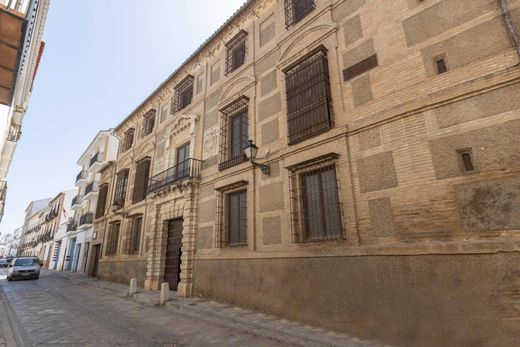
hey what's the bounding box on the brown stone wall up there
[97,259,147,287]
[194,253,520,347]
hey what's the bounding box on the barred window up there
[289,154,343,243]
[122,129,135,152]
[132,158,151,204]
[171,75,194,114]
[285,47,333,145]
[95,184,109,219]
[216,183,248,248]
[114,169,129,208]
[225,30,247,75]
[285,0,315,28]
[105,222,121,256]
[219,97,249,171]
[141,110,156,137]
[123,216,142,255]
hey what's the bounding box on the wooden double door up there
[164,219,184,291]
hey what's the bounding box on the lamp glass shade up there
[244,140,258,160]
[111,202,120,212]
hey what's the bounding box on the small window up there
[122,129,135,152]
[225,31,247,75]
[285,0,315,28]
[436,57,448,74]
[141,110,155,137]
[171,75,194,114]
[458,149,475,173]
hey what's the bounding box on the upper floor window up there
[171,75,194,114]
[284,0,315,28]
[284,47,332,145]
[132,158,151,204]
[122,129,135,152]
[225,30,247,75]
[141,110,156,137]
[113,169,129,208]
[218,96,249,171]
[95,184,109,219]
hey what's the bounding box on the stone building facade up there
[94,0,520,345]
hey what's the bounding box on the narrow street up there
[0,269,378,347]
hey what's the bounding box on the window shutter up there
[132,159,151,203]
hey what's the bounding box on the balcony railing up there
[79,212,94,226]
[76,170,87,182]
[148,158,202,195]
[85,181,99,195]
[67,221,78,232]
[89,152,104,168]
[71,194,83,207]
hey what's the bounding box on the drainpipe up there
[498,0,520,59]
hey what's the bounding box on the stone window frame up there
[140,110,156,138]
[113,169,130,209]
[171,75,195,114]
[95,183,109,219]
[121,128,135,153]
[218,96,249,171]
[122,214,143,255]
[287,153,345,243]
[131,157,151,204]
[215,180,249,248]
[225,30,248,75]
[105,221,121,257]
[284,0,315,29]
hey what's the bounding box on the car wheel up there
[34,275,39,280]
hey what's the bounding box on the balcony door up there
[175,143,190,179]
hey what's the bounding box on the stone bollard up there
[129,278,137,296]
[159,282,169,305]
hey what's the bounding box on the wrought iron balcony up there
[71,194,83,207]
[76,170,87,183]
[89,152,104,168]
[148,158,202,195]
[67,221,78,232]
[85,181,99,196]
[79,212,94,226]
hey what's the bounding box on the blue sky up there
[0,0,245,236]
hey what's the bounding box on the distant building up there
[0,0,50,221]
[67,130,118,273]
[17,197,51,256]
[47,190,75,271]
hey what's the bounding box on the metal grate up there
[171,75,194,114]
[105,222,120,256]
[284,0,315,28]
[219,96,249,171]
[121,129,135,152]
[141,110,156,137]
[147,158,202,194]
[225,30,247,75]
[285,47,332,144]
[132,158,151,204]
[216,185,248,248]
[95,184,109,219]
[114,169,129,208]
[288,155,344,243]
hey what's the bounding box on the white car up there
[7,257,41,281]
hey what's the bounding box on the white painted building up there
[47,189,75,271]
[0,0,51,221]
[17,198,51,256]
[68,130,118,273]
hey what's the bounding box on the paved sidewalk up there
[58,272,385,347]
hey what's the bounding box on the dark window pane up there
[461,152,474,172]
[227,190,247,246]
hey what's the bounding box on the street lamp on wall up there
[111,202,129,218]
[244,140,270,175]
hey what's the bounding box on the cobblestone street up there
[0,269,381,347]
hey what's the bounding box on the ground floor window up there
[288,153,344,242]
[215,182,248,247]
[105,222,121,256]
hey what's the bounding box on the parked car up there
[0,259,8,267]
[7,257,40,281]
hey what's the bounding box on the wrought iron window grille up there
[284,47,333,145]
[123,216,142,255]
[215,182,248,248]
[284,0,315,29]
[288,153,344,243]
[95,184,109,219]
[113,169,129,209]
[106,222,121,256]
[122,129,135,152]
[132,158,151,204]
[171,75,194,114]
[225,30,247,75]
[141,110,156,137]
[218,96,249,171]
